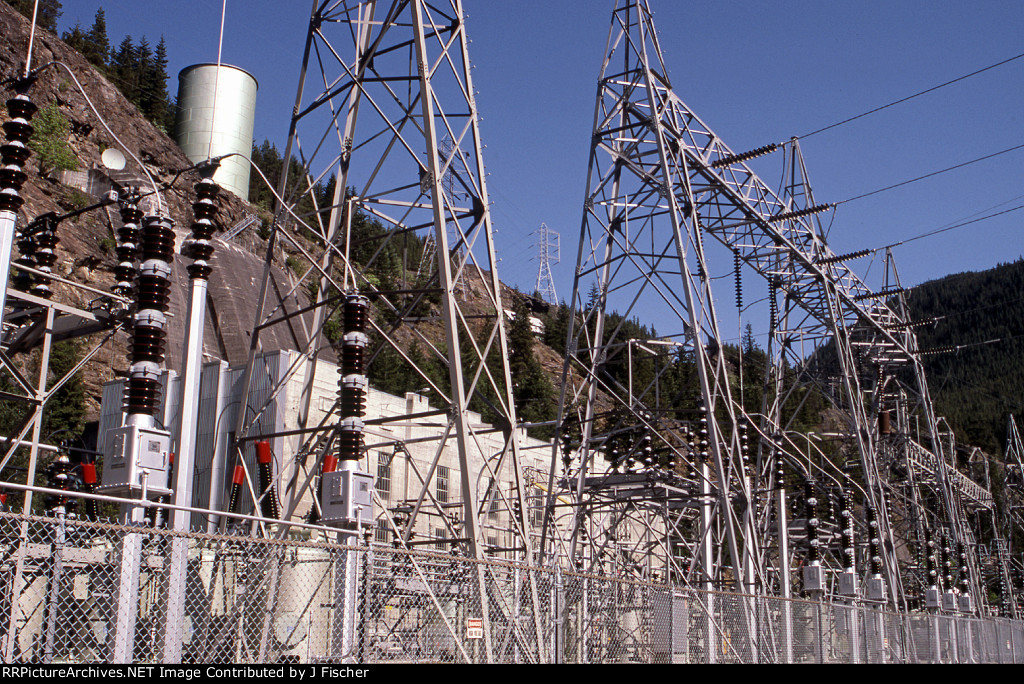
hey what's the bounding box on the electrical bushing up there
[958,542,970,595]
[866,504,883,577]
[322,293,375,529]
[774,437,785,488]
[13,227,35,293]
[45,452,76,516]
[941,531,953,590]
[228,465,245,515]
[698,403,709,464]
[183,179,219,280]
[256,440,281,519]
[739,420,750,477]
[840,489,855,572]
[0,95,36,214]
[337,294,369,462]
[115,199,142,297]
[805,480,820,563]
[125,215,174,417]
[28,215,58,298]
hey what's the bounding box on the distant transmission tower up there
[534,223,560,303]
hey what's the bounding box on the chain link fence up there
[1,511,1022,664]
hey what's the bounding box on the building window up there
[376,452,392,505]
[529,491,544,529]
[434,527,448,551]
[375,519,390,544]
[436,465,450,504]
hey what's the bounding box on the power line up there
[922,292,1024,326]
[920,333,1024,358]
[796,50,1024,140]
[874,203,1024,252]
[836,142,1024,205]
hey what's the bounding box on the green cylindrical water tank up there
[174,64,258,200]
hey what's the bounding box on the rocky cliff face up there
[0,3,313,421]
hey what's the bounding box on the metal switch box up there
[320,469,374,528]
[98,425,173,499]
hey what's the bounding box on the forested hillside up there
[907,258,1024,455]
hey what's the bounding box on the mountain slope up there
[907,258,1024,454]
[0,2,314,420]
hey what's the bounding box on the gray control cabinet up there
[98,425,173,499]
[320,469,374,528]
[803,564,825,593]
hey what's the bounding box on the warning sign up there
[467,618,483,640]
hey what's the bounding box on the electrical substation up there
[0,0,1023,664]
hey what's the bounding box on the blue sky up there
[57,1,1024,337]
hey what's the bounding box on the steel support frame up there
[545,0,752,597]
[228,0,543,662]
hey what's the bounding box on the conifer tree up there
[508,297,556,437]
[5,0,61,32]
[61,22,87,53]
[151,36,173,130]
[110,36,139,104]
[29,102,77,177]
[83,7,110,68]
[135,36,154,115]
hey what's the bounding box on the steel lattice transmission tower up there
[542,0,754,596]
[541,0,989,617]
[233,0,536,577]
[534,223,560,304]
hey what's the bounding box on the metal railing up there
[0,511,1021,664]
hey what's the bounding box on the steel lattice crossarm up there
[893,440,993,511]
[618,74,909,357]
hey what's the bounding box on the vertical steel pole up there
[162,178,221,662]
[701,462,717,664]
[41,513,65,663]
[111,502,146,663]
[205,362,230,532]
[160,275,208,661]
[553,566,564,664]
[777,485,793,664]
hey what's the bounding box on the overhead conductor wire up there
[794,50,1024,141]
[836,143,1024,206]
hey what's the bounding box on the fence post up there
[358,543,372,662]
[41,513,66,663]
[962,617,974,664]
[932,613,943,663]
[816,601,824,663]
[779,596,793,664]
[553,566,563,665]
[1009,621,1017,664]
[581,576,590,664]
[110,510,146,663]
